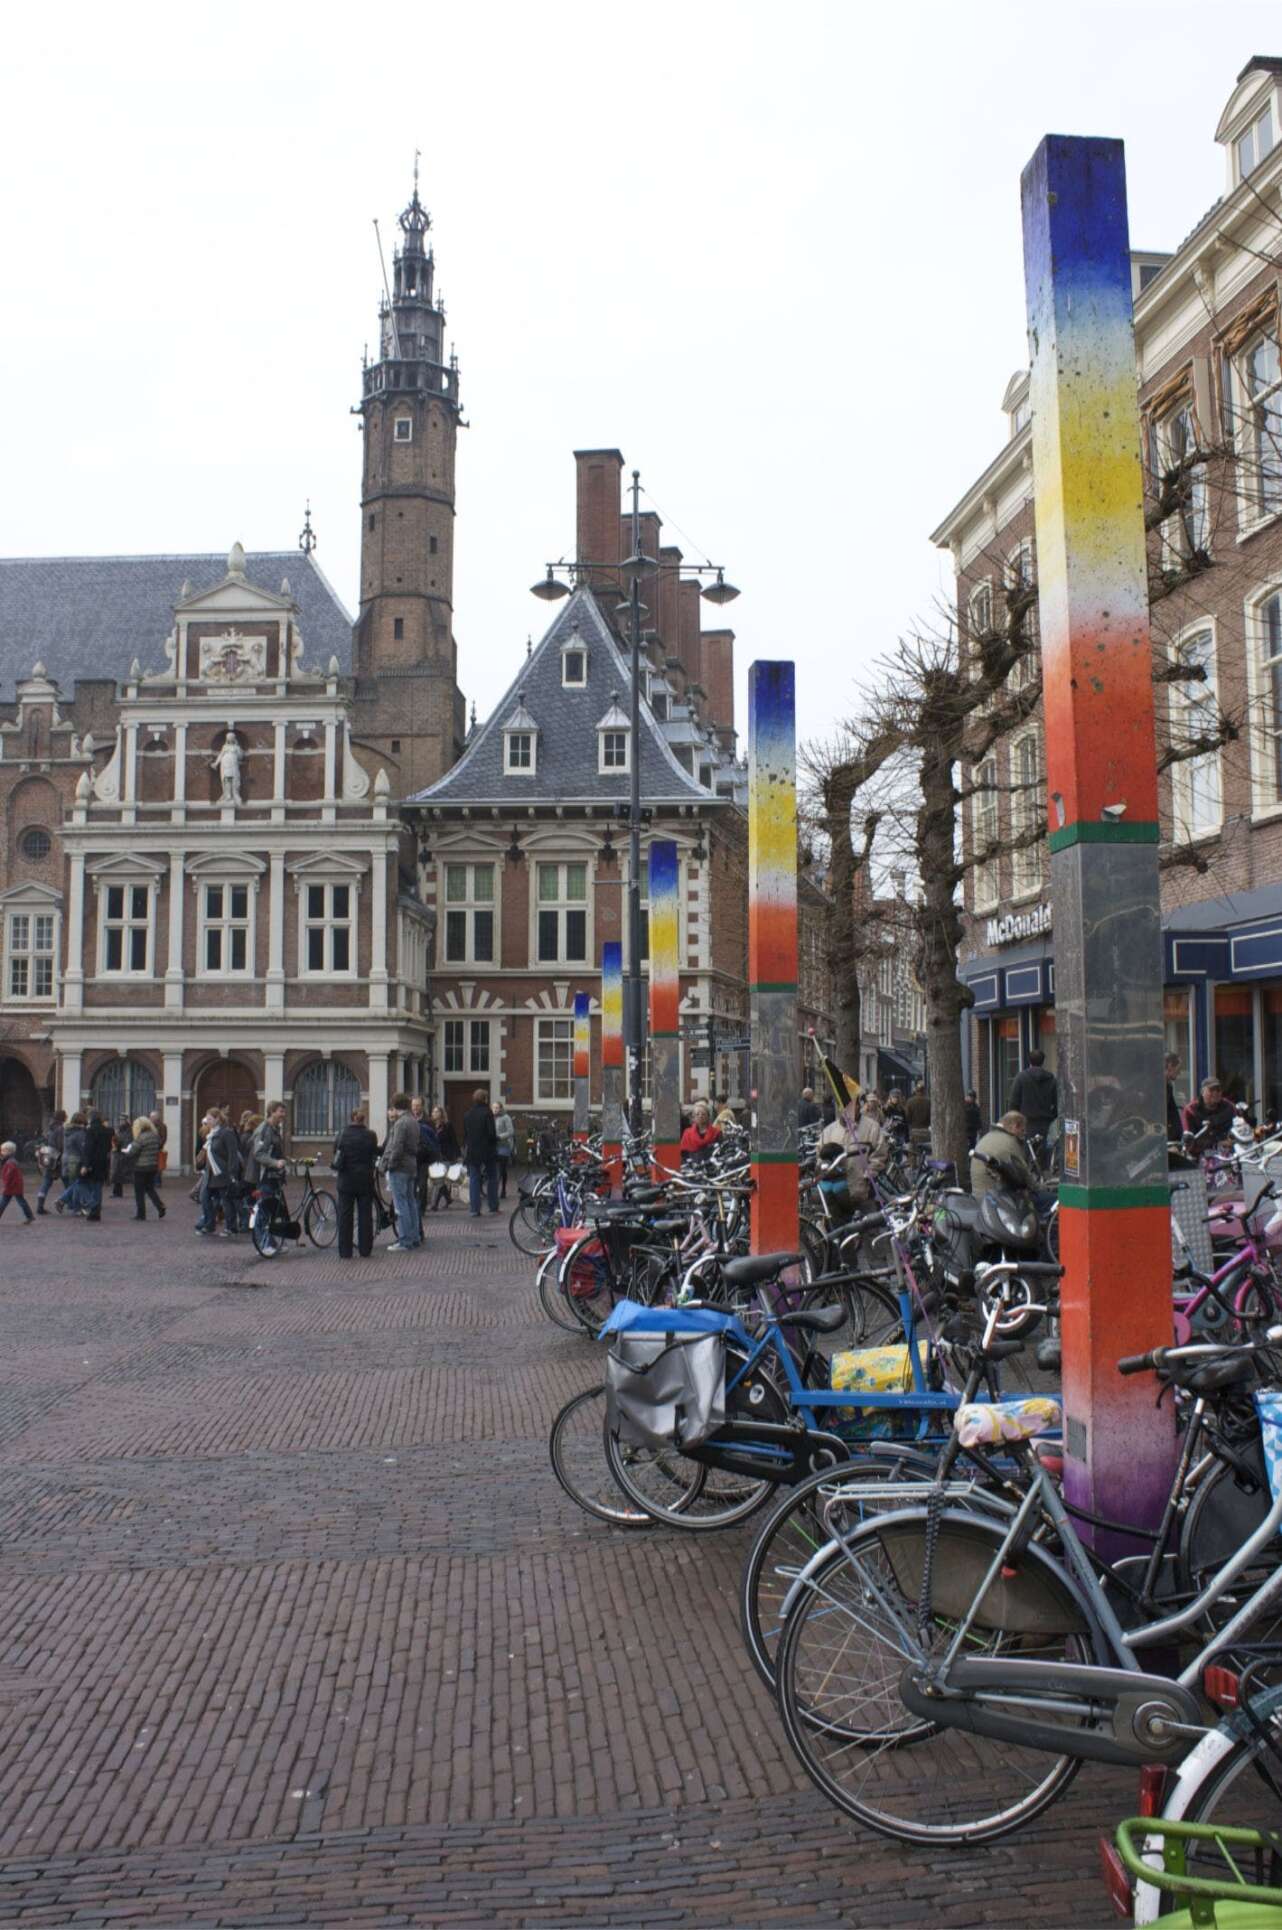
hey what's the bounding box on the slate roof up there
[0,551,354,697]
[410,587,713,808]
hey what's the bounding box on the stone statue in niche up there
[211,730,244,805]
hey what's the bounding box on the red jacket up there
[0,1157,24,1198]
[680,1122,721,1158]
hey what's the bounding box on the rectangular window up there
[504,731,534,773]
[302,880,355,975]
[972,758,999,911]
[600,730,629,772]
[6,911,55,1000]
[1010,733,1043,897]
[201,882,251,975]
[1005,546,1039,688]
[442,863,495,964]
[1259,591,1282,806]
[562,649,586,686]
[1238,102,1275,180]
[1170,628,1222,839]
[1154,402,1209,565]
[393,618,404,640]
[469,1020,490,1074]
[393,418,413,442]
[536,1017,574,1101]
[443,1019,464,1074]
[102,882,151,974]
[1244,334,1282,517]
[535,862,588,964]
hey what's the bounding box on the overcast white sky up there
[4,1,1276,745]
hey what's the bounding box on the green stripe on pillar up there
[1058,1183,1170,1211]
[1047,821,1160,853]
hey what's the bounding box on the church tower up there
[354,170,465,792]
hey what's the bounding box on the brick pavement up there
[0,1193,1132,1926]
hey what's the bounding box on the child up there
[0,1143,34,1225]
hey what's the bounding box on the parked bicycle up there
[249,1157,338,1258]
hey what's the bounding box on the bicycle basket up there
[604,1330,726,1452]
[1254,1389,1282,1514]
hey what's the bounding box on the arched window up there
[293,1059,361,1136]
[90,1058,156,1122]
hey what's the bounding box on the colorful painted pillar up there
[747,661,800,1256]
[648,838,682,1174]
[600,940,624,1187]
[572,991,591,1145]
[1021,135,1175,1543]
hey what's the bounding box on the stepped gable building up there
[932,55,1282,1124]
[410,452,835,1135]
[0,174,464,1159]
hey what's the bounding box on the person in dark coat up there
[55,1113,89,1214]
[798,1087,822,1130]
[333,1106,379,1259]
[125,1117,165,1220]
[462,1088,499,1216]
[110,1115,132,1198]
[196,1110,241,1236]
[1008,1051,1058,1148]
[429,1106,459,1211]
[81,1111,113,1221]
[35,1110,65,1214]
[963,1090,983,1151]
[1182,1078,1239,1150]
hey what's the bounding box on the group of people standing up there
[329,1091,518,1261]
[191,1103,287,1236]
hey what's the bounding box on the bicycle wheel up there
[548,1386,660,1527]
[739,1445,942,1690]
[603,1343,790,1530]
[509,1189,556,1256]
[1133,1687,1282,1923]
[536,1246,585,1334]
[556,1228,627,1336]
[251,1199,283,1259]
[774,1509,1091,1844]
[304,1188,338,1249]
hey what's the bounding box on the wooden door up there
[195,1061,260,1137]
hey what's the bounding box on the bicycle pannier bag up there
[605,1330,726,1452]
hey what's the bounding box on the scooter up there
[929,1149,1058,1339]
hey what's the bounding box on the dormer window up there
[502,692,539,776]
[561,635,588,686]
[1238,99,1275,180]
[597,693,630,774]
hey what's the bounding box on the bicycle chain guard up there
[899,1656,1205,1766]
[685,1420,851,1484]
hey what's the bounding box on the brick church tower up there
[353,170,466,796]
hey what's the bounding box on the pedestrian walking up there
[428,1105,459,1212]
[380,1093,422,1251]
[798,1086,822,1130]
[196,1109,241,1236]
[54,1113,89,1214]
[492,1100,515,1199]
[109,1114,132,1198]
[80,1111,112,1221]
[904,1081,932,1146]
[236,1111,260,1229]
[462,1088,499,1216]
[963,1089,983,1151]
[126,1116,165,1220]
[149,1109,168,1187]
[0,1142,34,1225]
[35,1110,65,1214]
[333,1106,378,1259]
[410,1096,440,1213]
[1008,1050,1058,1152]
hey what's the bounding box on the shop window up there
[993,1016,1021,1121]
[1263,989,1282,1125]
[1164,988,1193,1109]
[1214,984,1255,1109]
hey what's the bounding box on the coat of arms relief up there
[199,631,268,682]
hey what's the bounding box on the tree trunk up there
[823,771,862,1075]
[916,741,970,1181]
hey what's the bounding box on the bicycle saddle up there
[623,1185,665,1204]
[720,1251,805,1287]
[772,1303,847,1335]
[648,1217,693,1235]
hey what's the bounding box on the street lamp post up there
[532,469,738,1132]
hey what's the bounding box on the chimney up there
[573,449,624,601]
[656,545,682,656]
[678,579,702,695]
[699,628,735,750]
[636,509,662,644]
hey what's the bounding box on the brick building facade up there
[932,55,1282,1122]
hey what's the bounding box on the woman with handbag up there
[333,1106,379,1260]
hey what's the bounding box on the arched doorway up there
[0,1058,42,1141]
[195,1060,259,1136]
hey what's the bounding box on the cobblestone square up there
[0,1202,1131,1927]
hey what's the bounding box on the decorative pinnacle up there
[299,501,316,555]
